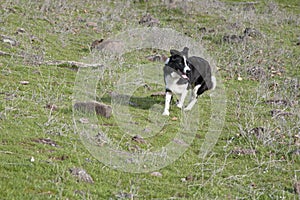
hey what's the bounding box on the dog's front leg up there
[162,91,172,116]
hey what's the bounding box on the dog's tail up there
[211,75,217,90]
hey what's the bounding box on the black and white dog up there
[162,47,216,116]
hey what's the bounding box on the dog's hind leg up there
[184,85,201,111]
[176,89,188,109]
[163,91,172,116]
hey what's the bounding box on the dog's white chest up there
[165,72,188,95]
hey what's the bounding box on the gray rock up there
[1,35,18,46]
[132,135,146,144]
[70,168,94,184]
[139,13,160,27]
[243,28,262,38]
[91,39,124,54]
[223,34,244,43]
[74,101,112,118]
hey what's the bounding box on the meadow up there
[0,0,299,199]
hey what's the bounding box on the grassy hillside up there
[0,0,299,199]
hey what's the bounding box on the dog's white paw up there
[176,103,183,109]
[162,111,170,116]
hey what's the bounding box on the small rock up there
[243,28,262,38]
[143,83,152,90]
[150,91,165,97]
[1,35,18,46]
[92,39,124,54]
[185,175,194,181]
[223,35,244,43]
[181,175,195,182]
[79,118,89,124]
[77,17,86,23]
[32,138,59,147]
[16,28,26,34]
[294,181,300,195]
[143,128,151,133]
[171,116,178,121]
[45,104,58,111]
[150,171,162,177]
[74,101,112,118]
[19,81,29,85]
[146,55,161,62]
[90,39,104,50]
[30,35,40,43]
[139,13,160,27]
[250,182,256,188]
[86,21,97,27]
[146,54,168,62]
[132,135,146,144]
[237,77,243,81]
[70,167,94,184]
[199,27,207,33]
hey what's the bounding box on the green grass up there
[1,0,299,199]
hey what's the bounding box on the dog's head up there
[165,47,191,79]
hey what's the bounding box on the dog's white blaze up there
[165,58,170,64]
[183,55,190,74]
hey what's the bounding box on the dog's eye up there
[174,56,184,63]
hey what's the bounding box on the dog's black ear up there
[170,49,180,56]
[182,47,189,57]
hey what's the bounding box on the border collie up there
[162,47,216,116]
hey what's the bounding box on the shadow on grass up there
[97,93,167,110]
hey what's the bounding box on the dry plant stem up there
[0,51,102,68]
